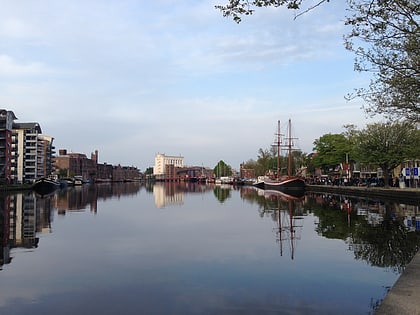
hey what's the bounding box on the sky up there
[0,0,380,171]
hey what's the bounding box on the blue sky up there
[0,0,379,171]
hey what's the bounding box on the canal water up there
[0,182,419,315]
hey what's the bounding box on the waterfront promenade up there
[306,184,420,203]
[375,250,420,315]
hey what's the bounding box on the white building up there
[153,153,184,175]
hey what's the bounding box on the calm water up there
[0,182,419,315]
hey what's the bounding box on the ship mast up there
[288,119,292,177]
[286,118,298,177]
[277,120,281,179]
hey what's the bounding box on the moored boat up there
[32,176,61,195]
[263,176,306,194]
[254,119,306,193]
[73,176,83,185]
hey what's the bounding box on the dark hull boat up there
[259,176,306,195]
[32,177,60,196]
[254,119,306,194]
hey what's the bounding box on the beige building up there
[13,122,55,184]
[153,153,184,176]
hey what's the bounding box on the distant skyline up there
[0,0,382,171]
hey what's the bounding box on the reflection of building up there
[0,194,13,267]
[153,153,184,177]
[153,183,184,208]
[1,192,54,269]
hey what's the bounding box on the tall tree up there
[355,121,420,187]
[312,133,353,173]
[213,160,232,177]
[345,0,420,122]
[216,0,420,122]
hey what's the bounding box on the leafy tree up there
[290,150,307,175]
[213,160,232,177]
[345,0,420,122]
[215,0,329,23]
[57,168,68,178]
[242,143,308,177]
[256,148,273,174]
[312,133,353,173]
[242,158,265,177]
[216,0,420,122]
[355,121,420,187]
[144,167,153,175]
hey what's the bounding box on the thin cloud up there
[0,55,50,76]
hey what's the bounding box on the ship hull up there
[32,177,60,195]
[256,176,306,196]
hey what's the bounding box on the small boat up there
[254,119,305,193]
[73,176,83,186]
[32,176,61,195]
[59,177,75,187]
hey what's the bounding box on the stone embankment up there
[306,184,420,203]
[375,251,420,315]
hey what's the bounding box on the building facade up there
[153,153,184,176]
[0,110,16,184]
[54,149,97,181]
[0,109,56,184]
[12,122,55,184]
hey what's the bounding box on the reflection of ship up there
[254,119,305,194]
[265,190,304,260]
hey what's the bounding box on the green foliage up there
[355,121,420,186]
[215,0,329,22]
[216,0,419,122]
[144,167,154,175]
[213,160,232,177]
[242,146,308,177]
[312,133,353,172]
[345,0,420,122]
[213,186,232,203]
[57,168,68,178]
[312,121,419,184]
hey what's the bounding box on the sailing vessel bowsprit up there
[254,119,306,194]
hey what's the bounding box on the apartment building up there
[0,109,55,184]
[153,153,184,176]
[0,110,16,184]
[13,122,55,184]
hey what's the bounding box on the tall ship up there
[254,119,306,195]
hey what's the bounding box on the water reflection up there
[260,190,305,260]
[239,187,420,271]
[305,193,420,273]
[152,182,213,208]
[1,182,419,275]
[0,182,143,270]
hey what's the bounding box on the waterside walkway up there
[306,184,420,203]
[375,250,420,315]
[306,185,419,314]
